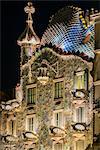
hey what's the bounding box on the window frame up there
[76,107,85,123]
[26,84,37,105]
[74,69,88,91]
[53,78,64,100]
[7,118,16,136]
[26,114,37,133]
[52,109,64,129]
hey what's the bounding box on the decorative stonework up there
[0,2,96,150]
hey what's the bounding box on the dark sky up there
[1,0,100,92]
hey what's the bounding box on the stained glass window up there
[27,87,36,104]
[55,81,63,98]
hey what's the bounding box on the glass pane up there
[77,107,84,123]
[59,112,62,127]
[55,81,63,98]
[55,112,62,127]
[84,71,88,90]
[28,117,34,131]
[27,87,36,104]
[75,72,85,90]
[9,120,14,135]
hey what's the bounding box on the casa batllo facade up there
[0,2,100,150]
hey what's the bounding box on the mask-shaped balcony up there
[49,125,67,144]
[72,89,89,106]
[72,123,89,132]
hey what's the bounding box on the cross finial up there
[24,2,35,24]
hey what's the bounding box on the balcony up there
[54,98,63,105]
[72,123,89,132]
[49,126,66,143]
[72,89,89,98]
[72,89,89,106]
[27,102,36,109]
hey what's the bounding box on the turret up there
[17,2,40,66]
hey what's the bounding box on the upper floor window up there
[27,86,36,105]
[54,81,63,99]
[54,143,63,150]
[27,117,34,132]
[7,120,16,136]
[74,70,88,90]
[53,111,63,128]
[76,107,85,123]
[26,115,37,133]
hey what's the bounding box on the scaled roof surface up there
[41,6,94,58]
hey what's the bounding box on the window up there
[54,111,63,128]
[27,87,36,104]
[29,117,34,131]
[27,117,34,132]
[54,81,63,99]
[54,143,63,150]
[76,107,85,123]
[74,70,88,90]
[8,120,16,136]
[76,140,84,150]
[26,115,37,133]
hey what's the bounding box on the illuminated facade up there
[92,13,100,149]
[0,2,100,150]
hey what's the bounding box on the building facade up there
[92,13,100,149]
[0,2,100,150]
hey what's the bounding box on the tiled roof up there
[41,6,94,59]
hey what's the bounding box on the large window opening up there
[27,87,36,104]
[74,70,88,91]
[76,107,85,123]
[54,81,63,99]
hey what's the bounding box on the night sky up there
[1,1,100,93]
